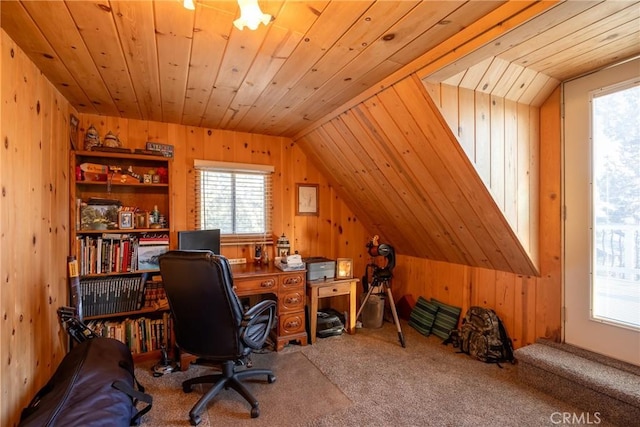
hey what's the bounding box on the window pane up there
[199,170,271,236]
[592,83,640,329]
[235,174,265,233]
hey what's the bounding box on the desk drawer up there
[279,289,305,312]
[234,276,278,295]
[280,273,305,289]
[279,311,306,336]
[317,282,352,298]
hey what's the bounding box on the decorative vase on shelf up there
[103,131,121,148]
[84,125,101,151]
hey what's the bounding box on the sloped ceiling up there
[298,75,538,275]
[2,1,639,275]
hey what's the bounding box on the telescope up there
[358,235,405,347]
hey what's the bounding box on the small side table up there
[307,277,359,344]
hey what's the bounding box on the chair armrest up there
[240,299,276,350]
[242,299,276,324]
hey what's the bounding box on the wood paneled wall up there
[425,81,540,267]
[1,30,71,427]
[297,76,537,275]
[0,29,371,427]
[0,23,563,426]
[391,86,562,349]
[76,115,372,274]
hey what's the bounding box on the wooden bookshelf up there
[69,150,173,361]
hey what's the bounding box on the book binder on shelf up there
[80,274,149,317]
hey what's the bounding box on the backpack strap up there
[111,380,153,426]
[497,321,516,363]
[442,329,461,347]
[115,360,153,425]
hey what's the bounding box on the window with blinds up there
[193,160,274,244]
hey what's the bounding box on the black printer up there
[316,308,345,338]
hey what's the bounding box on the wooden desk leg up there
[178,350,197,371]
[310,289,319,344]
[348,281,357,334]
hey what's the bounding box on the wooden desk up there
[307,278,359,344]
[177,263,308,370]
[231,263,308,351]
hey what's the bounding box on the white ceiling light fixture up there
[233,0,272,31]
[183,0,195,10]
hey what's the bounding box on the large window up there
[591,80,640,329]
[194,160,274,243]
[564,58,639,365]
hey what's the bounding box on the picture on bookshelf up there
[135,212,149,229]
[118,211,134,229]
[137,245,169,270]
[81,204,120,230]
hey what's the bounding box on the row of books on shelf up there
[142,280,167,308]
[81,275,144,317]
[75,232,169,275]
[85,313,172,355]
[80,275,166,317]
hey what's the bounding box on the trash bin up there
[361,293,385,328]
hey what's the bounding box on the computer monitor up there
[177,229,221,254]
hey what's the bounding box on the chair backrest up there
[158,250,245,359]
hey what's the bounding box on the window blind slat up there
[193,162,273,242]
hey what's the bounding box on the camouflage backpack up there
[446,306,515,365]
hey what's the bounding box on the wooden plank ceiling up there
[2,0,639,275]
[3,1,636,137]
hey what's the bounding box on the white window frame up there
[193,160,274,244]
[589,79,640,330]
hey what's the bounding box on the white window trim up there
[193,160,274,245]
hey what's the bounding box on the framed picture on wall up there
[296,183,319,216]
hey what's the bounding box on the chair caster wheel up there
[189,414,201,426]
[267,374,276,384]
[251,406,260,418]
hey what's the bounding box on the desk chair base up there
[183,360,276,425]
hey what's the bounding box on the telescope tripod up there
[356,274,406,348]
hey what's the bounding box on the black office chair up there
[158,250,276,425]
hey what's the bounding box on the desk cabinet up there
[232,265,308,351]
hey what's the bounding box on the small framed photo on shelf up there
[336,258,353,279]
[135,212,149,229]
[296,183,319,216]
[118,211,134,229]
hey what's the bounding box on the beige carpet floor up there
[136,350,351,426]
[135,321,617,426]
